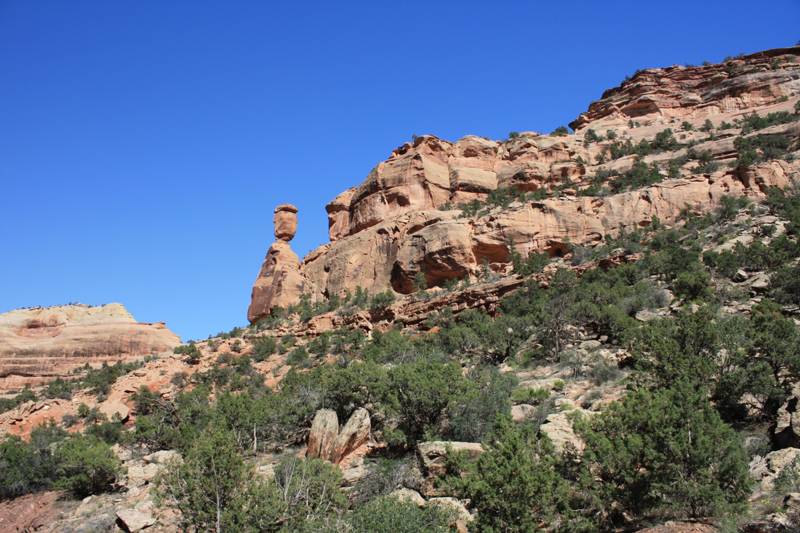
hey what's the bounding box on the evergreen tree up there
[578,380,751,524]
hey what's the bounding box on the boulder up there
[273,204,298,241]
[511,403,536,422]
[332,407,371,463]
[417,441,484,477]
[389,488,426,507]
[428,497,473,533]
[143,449,180,465]
[98,400,129,423]
[307,409,339,461]
[125,463,161,488]
[750,447,800,492]
[115,508,156,532]
[540,411,585,454]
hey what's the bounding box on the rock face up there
[775,384,800,449]
[246,47,800,320]
[247,204,309,323]
[0,304,179,392]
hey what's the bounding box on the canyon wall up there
[248,46,800,321]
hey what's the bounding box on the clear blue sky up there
[1,1,798,341]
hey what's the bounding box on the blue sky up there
[1,1,798,341]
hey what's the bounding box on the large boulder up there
[115,508,156,532]
[307,408,371,465]
[332,407,371,463]
[540,411,585,454]
[428,497,473,533]
[750,447,800,493]
[307,409,339,461]
[273,204,298,241]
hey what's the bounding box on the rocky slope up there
[248,46,800,322]
[0,304,180,392]
[3,46,800,533]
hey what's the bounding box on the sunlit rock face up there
[0,303,179,392]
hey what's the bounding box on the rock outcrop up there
[247,204,309,323]
[0,304,179,392]
[246,47,800,320]
[570,46,800,131]
[306,408,371,466]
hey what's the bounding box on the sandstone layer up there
[0,303,179,392]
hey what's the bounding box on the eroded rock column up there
[247,204,308,324]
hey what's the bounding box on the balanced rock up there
[273,203,298,241]
[247,204,309,323]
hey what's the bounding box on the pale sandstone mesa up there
[0,303,180,392]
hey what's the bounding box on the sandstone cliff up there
[0,303,180,392]
[248,46,800,319]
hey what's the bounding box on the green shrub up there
[43,378,74,400]
[447,366,516,442]
[286,346,310,367]
[369,290,396,311]
[54,435,122,498]
[0,387,36,414]
[347,496,453,533]
[583,129,601,144]
[156,426,346,533]
[578,380,751,524]
[511,249,549,276]
[156,426,252,532]
[740,111,796,134]
[390,359,472,445]
[673,268,712,301]
[175,343,202,365]
[735,133,793,168]
[511,387,550,405]
[457,417,573,532]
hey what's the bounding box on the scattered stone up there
[635,309,660,322]
[389,488,426,507]
[579,339,601,351]
[143,449,180,465]
[116,508,156,532]
[750,272,771,291]
[511,403,536,422]
[540,411,585,454]
[428,497,473,532]
[417,441,484,477]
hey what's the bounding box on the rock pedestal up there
[247,204,308,324]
